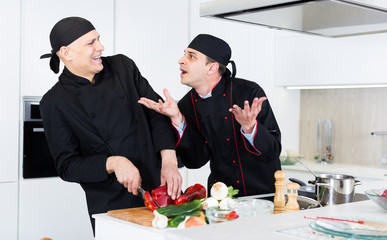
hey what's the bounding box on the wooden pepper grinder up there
[285,182,300,212]
[273,170,286,214]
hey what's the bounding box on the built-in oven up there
[23,96,58,178]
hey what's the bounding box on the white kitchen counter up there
[93,179,387,240]
[164,200,387,240]
[94,196,387,240]
[93,164,387,240]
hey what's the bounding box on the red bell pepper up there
[152,185,174,207]
[144,185,175,211]
[174,184,206,205]
[144,191,159,211]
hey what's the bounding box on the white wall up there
[115,0,190,99]
[21,0,115,97]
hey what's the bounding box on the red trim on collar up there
[230,81,247,196]
[190,91,200,132]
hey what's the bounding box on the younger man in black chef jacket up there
[39,17,182,232]
[139,34,281,197]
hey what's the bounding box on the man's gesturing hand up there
[229,97,267,134]
[138,88,183,126]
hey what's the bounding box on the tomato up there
[225,211,239,220]
[381,189,387,197]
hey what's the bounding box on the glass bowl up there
[229,199,274,217]
[205,207,239,224]
[364,188,387,211]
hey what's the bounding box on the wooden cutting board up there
[108,207,154,227]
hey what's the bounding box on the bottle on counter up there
[273,170,286,214]
[285,182,300,212]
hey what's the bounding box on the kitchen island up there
[93,179,387,240]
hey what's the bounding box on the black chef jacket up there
[40,54,176,217]
[176,75,281,196]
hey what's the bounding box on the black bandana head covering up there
[187,34,236,77]
[40,17,95,74]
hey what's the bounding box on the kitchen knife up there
[137,185,146,200]
[137,185,161,208]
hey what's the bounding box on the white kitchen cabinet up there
[0,182,18,239]
[274,31,387,87]
[18,178,94,240]
[115,0,190,99]
[20,0,115,97]
[0,0,20,183]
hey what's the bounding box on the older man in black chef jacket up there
[139,34,281,197]
[39,16,182,233]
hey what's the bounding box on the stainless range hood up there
[200,0,387,37]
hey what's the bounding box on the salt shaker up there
[285,182,300,212]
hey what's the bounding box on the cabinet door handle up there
[33,128,44,132]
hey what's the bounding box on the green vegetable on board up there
[156,199,202,218]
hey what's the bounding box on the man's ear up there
[208,62,219,75]
[58,46,71,61]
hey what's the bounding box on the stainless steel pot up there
[309,174,362,206]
